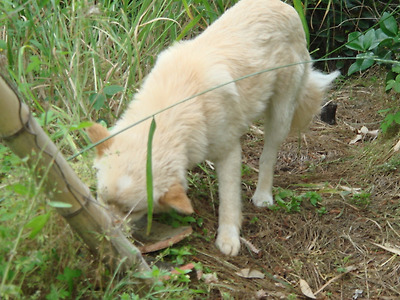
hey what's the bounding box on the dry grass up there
[178,69,400,299]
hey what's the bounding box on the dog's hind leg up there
[214,141,243,255]
[252,92,297,207]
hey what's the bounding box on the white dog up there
[88,0,339,256]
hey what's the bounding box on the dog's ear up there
[86,123,112,157]
[159,182,194,214]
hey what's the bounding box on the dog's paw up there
[216,225,240,256]
[252,192,274,207]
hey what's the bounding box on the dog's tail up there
[290,70,340,134]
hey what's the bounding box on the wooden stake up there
[0,74,150,275]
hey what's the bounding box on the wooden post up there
[0,74,150,274]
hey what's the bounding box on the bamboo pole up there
[0,74,150,274]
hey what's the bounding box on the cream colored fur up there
[88,0,339,256]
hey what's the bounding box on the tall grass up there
[0,0,236,298]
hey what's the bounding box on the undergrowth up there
[0,0,399,299]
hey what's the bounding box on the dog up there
[87,0,339,256]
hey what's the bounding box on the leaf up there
[7,183,31,196]
[235,268,265,279]
[26,55,42,73]
[346,32,364,51]
[69,121,93,131]
[146,117,157,235]
[293,0,309,48]
[177,14,202,41]
[299,279,316,299]
[0,39,6,50]
[380,12,398,37]
[25,212,51,238]
[103,85,124,96]
[348,53,375,76]
[48,201,72,208]
[363,29,376,50]
[89,93,106,111]
[393,64,400,73]
[372,242,400,256]
[57,267,82,293]
[393,139,400,152]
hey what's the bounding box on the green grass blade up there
[146,117,157,236]
[293,0,310,48]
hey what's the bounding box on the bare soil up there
[178,70,400,299]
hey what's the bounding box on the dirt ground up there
[164,70,400,299]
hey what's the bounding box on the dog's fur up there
[87,0,339,256]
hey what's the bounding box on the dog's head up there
[87,123,194,221]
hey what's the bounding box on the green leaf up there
[348,53,375,75]
[380,12,398,37]
[7,183,32,196]
[176,14,202,41]
[386,79,395,91]
[89,93,106,111]
[68,121,93,131]
[26,55,42,73]
[57,267,82,293]
[394,81,400,93]
[363,29,376,50]
[394,112,400,124]
[393,64,400,74]
[146,117,157,235]
[48,201,72,208]
[25,212,51,238]
[346,32,364,51]
[103,85,124,96]
[0,40,7,50]
[293,0,310,48]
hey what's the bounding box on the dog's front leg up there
[214,142,242,256]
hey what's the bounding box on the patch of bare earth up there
[184,70,400,299]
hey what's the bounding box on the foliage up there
[272,188,326,215]
[344,11,400,132]
[301,0,399,62]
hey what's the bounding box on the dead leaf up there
[349,134,363,145]
[202,273,218,284]
[235,268,265,279]
[372,242,400,256]
[299,279,316,299]
[240,237,261,254]
[255,289,268,299]
[349,126,379,144]
[393,139,400,152]
[339,185,361,194]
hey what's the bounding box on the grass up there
[1,0,399,299]
[0,1,237,298]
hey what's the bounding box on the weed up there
[351,192,371,208]
[157,210,203,228]
[271,188,326,215]
[161,245,194,265]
